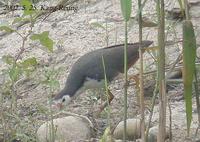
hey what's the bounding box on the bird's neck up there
[63,70,85,97]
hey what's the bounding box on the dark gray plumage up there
[54,40,153,101]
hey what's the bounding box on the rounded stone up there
[113,118,141,141]
[148,126,170,142]
[37,116,92,142]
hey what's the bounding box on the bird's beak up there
[51,102,63,110]
[56,102,63,110]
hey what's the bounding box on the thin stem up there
[0,87,6,142]
[166,53,182,78]
[194,69,200,126]
[168,98,172,142]
[184,0,190,20]
[138,0,145,141]
[123,20,128,142]
[145,73,159,140]
[102,56,111,126]
[157,0,166,141]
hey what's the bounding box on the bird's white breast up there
[83,77,104,89]
[73,77,104,97]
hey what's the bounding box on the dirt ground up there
[1,0,200,141]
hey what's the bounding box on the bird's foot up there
[93,90,114,117]
[128,74,140,87]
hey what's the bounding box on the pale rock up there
[148,126,170,142]
[113,118,141,141]
[37,116,92,142]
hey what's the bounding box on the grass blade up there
[182,20,196,135]
[120,0,132,22]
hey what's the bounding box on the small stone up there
[37,116,92,142]
[114,140,123,142]
[196,47,200,58]
[148,126,170,142]
[113,118,141,141]
[166,8,185,20]
[51,23,57,28]
[196,138,200,142]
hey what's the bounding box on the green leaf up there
[20,0,34,15]
[42,79,60,90]
[120,0,132,22]
[182,20,196,135]
[30,31,54,52]
[90,22,106,30]
[48,79,60,90]
[99,127,113,142]
[0,26,15,33]
[9,65,21,82]
[20,57,37,76]
[12,17,23,24]
[2,55,15,65]
[23,68,35,77]
[12,17,33,25]
[21,57,37,67]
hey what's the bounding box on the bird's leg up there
[128,74,140,104]
[98,89,114,113]
[128,74,139,86]
[100,89,104,105]
[94,89,104,106]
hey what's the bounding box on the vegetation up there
[0,0,200,141]
[0,0,56,141]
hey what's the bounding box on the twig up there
[195,125,200,137]
[157,0,166,141]
[15,28,33,62]
[168,97,172,142]
[194,69,200,137]
[138,0,146,141]
[145,73,159,139]
[166,53,182,78]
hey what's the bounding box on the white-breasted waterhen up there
[52,40,153,110]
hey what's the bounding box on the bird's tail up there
[131,40,153,49]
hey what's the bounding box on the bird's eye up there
[62,98,65,102]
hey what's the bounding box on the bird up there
[52,40,153,110]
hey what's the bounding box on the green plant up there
[156,0,166,141]
[120,0,132,141]
[180,0,197,136]
[137,0,146,141]
[41,68,61,142]
[0,0,54,141]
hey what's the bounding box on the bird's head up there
[51,95,71,110]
